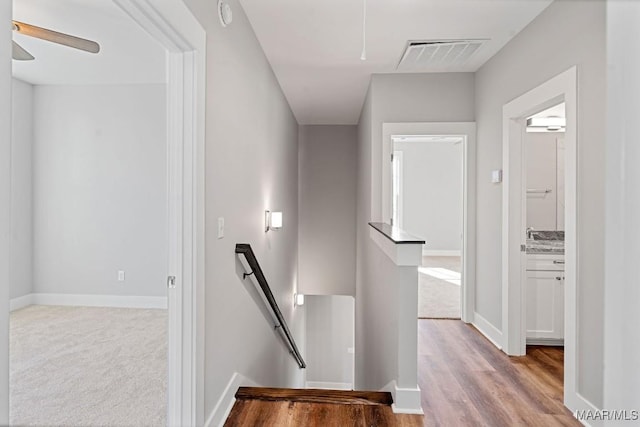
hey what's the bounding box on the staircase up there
[224,387,422,426]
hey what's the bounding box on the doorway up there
[381,122,476,323]
[501,67,578,410]
[3,0,205,425]
[524,102,566,347]
[391,136,464,319]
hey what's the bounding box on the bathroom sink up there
[530,230,564,241]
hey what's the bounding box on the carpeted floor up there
[418,256,462,319]
[10,305,167,427]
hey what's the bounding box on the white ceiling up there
[239,0,553,125]
[12,0,166,85]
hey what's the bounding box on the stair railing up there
[235,243,306,369]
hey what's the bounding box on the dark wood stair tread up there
[235,387,394,406]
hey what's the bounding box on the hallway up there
[418,320,578,426]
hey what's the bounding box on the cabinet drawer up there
[526,255,565,271]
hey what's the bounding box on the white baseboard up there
[205,372,259,427]
[422,249,461,257]
[472,311,503,350]
[10,293,34,312]
[10,293,167,310]
[567,392,602,427]
[380,380,424,415]
[305,381,352,390]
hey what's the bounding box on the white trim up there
[525,338,564,346]
[369,228,423,266]
[392,384,423,415]
[111,1,206,426]
[501,67,578,411]
[305,381,353,390]
[471,312,503,350]
[205,373,259,427]
[570,393,603,427]
[422,249,461,257]
[391,150,404,229]
[380,380,423,415]
[381,122,476,324]
[9,294,34,312]
[10,293,167,309]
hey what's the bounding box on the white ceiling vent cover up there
[397,40,486,70]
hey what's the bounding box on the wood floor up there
[225,320,579,426]
[419,320,579,426]
[225,387,422,426]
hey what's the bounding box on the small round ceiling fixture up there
[218,0,233,27]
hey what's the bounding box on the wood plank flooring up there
[419,320,580,426]
[225,388,422,426]
[224,320,579,426]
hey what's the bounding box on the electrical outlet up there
[118,270,125,282]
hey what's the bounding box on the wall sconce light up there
[265,210,283,232]
[294,293,305,307]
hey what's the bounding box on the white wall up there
[10,79,33,300]
[526,132,564,231]
[394,140,462,252]
[475,0,605,406]
[605,0,640,420]
[0,0,12,421]
[182,0,304,417]
[355,73,474,390]
[298,125,357,296]
[31,84,167,298]
[305,295,354,387]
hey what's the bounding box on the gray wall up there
[0,0,11,420]
[369,73,475,220]
[475,0,605,406]
[305,296,354,386]
[32,84,167,297]
[183,0,304,415]
[605,0,640,416]
[10,79,33,300]
[394,140,462,251]
[355,73,474,390]
[298,125,357,296]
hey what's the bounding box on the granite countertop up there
[526,230,565,254]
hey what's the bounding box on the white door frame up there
[391,150,404,229]
[501,67,578,409]
[382,122,476,323]
[110,1,206,425]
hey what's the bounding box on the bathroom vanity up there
[526,232,564,345]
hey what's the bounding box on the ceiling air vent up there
[397,39,486,70]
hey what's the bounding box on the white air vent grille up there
[397,40,486,70]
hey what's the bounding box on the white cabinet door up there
[526,270,564,339]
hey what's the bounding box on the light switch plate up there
[118,270,125,281]
[217,217,225,239]
[491,169,503,183]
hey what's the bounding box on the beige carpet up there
[418,256,462,319]
[10,305,167,427]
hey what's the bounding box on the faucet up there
[526,227,534,239]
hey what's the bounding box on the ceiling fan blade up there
[12,20,100,54]
[12,40,35,61]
